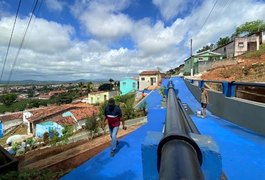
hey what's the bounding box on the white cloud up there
[1,0,265,81]
[45,0,65,12]
[0,16,74,54]
[152,0,195,21]
[71,0,133,40]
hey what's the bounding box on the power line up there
[200,0,219,30]
[6,0,39,87]
[0,0,22,83]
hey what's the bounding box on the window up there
[122,82,126,86]
[238,42,244,47]
[141,77,145,81]
[132,82,136,88]
[199,57,203,61]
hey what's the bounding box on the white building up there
[139,70,162,90]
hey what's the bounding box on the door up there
[150,77,156,85]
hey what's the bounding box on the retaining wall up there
[184,79,265,136]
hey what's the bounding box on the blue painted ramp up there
[171,77,265,180]
[62,77,265,180]
[61,90,165,180]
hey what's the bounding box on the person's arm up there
[118,106,127,130]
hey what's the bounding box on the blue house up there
[120,78,138,95]
[0,120,3,138]
[35,121,64,138]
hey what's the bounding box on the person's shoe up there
[110,150,115,157]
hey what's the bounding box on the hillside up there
[201,46,265,82]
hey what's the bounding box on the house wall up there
[184,60,191,74]
[120,79,138,95]
[139,75,160,90]
[234,36,259,56]
[213,41,235,58]
[198,58,237,73]
[35,121,63,137]
[0,121,3,138]
[262,31,265,44]
[88,91,118,104]
[2,119,22,132]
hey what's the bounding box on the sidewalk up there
[61,90,165,180]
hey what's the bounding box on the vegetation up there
[197,20,265,53]
[85,114,99,139]
[1,169,61,180]
[0,93,17,106]
[197,44,215,53]
[216,36,230,47]
[98,83,113,91]
[236,20,265,36]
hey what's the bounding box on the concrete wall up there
[213,42,234,58]
[184,80,265,135]
[139,75,160,90]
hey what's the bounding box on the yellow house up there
[87,91,119,104]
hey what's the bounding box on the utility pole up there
[190,39,193,76]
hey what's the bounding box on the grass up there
[243,44,265,58]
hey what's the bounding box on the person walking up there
[104,98,127,157]
[200,87,209,118]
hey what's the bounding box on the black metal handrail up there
[157,81,203,180]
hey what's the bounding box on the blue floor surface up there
[62,77,265,180]
[170,77,265,180]
[61,90,166,180]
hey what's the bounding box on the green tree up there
[86,82,93,93]
[236,20,265,35]
[85,114,99,139]
[197,44,215,53]
[216,36,230,47]
[0,93,17,106]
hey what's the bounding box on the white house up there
[139,70,162,90]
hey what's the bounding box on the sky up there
[0,0,265,81]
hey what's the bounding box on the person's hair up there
[108,98,115,105]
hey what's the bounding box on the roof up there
[28,103,99,125]
[139,70,160,76]
[195,50,222,56]
[0,112,23,122]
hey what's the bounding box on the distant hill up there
[0,79,108,85]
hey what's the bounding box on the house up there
[0,120,3,138]
[139,70,162,90]
[184,51,223,75]
[23,103,99,137]
[120,78,138,95]
[213,31,264,58]
[87,91,118,104]
[0,112,23,135]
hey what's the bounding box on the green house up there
[120,78,138,95]
[184,51,223,75]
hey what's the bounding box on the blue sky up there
[0,0,265,81]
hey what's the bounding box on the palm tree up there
[78,82,84,96]
[109,78,114,90]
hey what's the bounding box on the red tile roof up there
[28,103,99,125]
[139,70,160,76]
[0,112,23,122]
